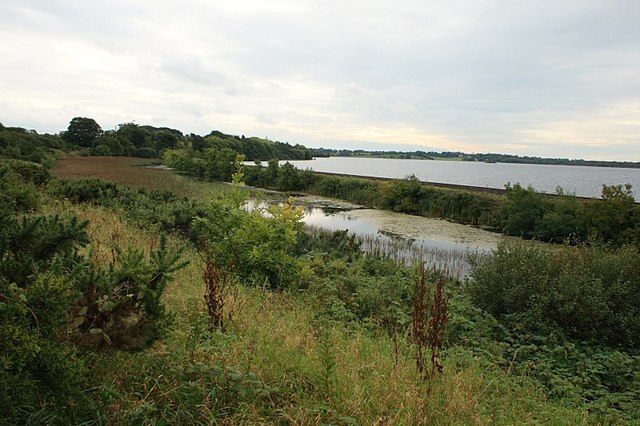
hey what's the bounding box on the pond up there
[250,193,503,279]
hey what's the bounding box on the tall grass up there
[54,156,230,198]
[304,225,472,280]
[32,201,596,424]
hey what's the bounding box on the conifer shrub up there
[0,211,91,420]
[0,173,187,420]
[72,236,187,350]
[51,177,121,203]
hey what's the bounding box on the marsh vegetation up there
[2,121,640,423]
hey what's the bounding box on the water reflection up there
[302,207,379,236]
[247,198,494,279]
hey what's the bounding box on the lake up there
[281,157,640,199]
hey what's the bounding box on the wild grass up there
[37,200,597,424]
[54,156,230,198]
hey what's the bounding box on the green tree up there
[203,148,237,181]
[277,162,302,191]
[500,183,551,238]
[116,123,150,149]
[63,117,102,147]
[584,184,639,245]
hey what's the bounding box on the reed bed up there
[54,156,230,199]
[303,225,474,280]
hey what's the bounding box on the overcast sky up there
[1,0,639,160]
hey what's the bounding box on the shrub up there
[72,236,187,350]
[469,240,640,348]
[195,195,306,290]
[52,178,120,203]
[0,159,50,185]
[0,213,90,420]
[0,206,186,421]
[0,170,40,212]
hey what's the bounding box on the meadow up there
[0,155,638,424]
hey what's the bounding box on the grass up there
[54,156,230,198]
[39,157,603,423]
[36,198,596,424]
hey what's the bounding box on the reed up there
[304,225,472,280]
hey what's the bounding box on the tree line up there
[1,117,312,162]
[312,147,640,168]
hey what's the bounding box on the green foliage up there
[469,239,640,348]
[73,236,188,350]
[583,184,639,245]
[163,147,206,176]
[179,159,305,290]
[180,361,279,403]
[0,214,89,286]
[195,195,306,290]
[0,158,51,185]
[500,183,551,237]
[203,132,312,161]
[0,212,90,420]
[502,335,640,417]
[203,147,237,181]
[51,177,121,203]
[0,125,63,164]
[0,173,187,422]
[534,195,586,242]
[63,117,102,147]
[467,239,640,418]
[51,178,210,238]
[0,161,44,212]
[378,176,501,225]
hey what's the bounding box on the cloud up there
[0,0,639,159]
[516,100,640,160]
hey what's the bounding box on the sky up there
[1,0,639,161]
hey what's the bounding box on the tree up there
[584,184,639,245]
[63,117,102,147]
[116,123,149,149]
[500,183,551,238]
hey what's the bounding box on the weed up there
[411,265,448,385]
[202,251,230,331]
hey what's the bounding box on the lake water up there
[281,157,640,199]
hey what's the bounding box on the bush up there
[51,178,120,203]
[469,240,640,348]
[195,195,306,290]
[0,207,186,421]
[0,213,90,420]
[72,236,187,350]
[0,159,50,185]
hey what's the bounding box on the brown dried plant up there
[411,264,448,385]
[202,253,230,331]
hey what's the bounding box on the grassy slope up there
[49,157,594,424]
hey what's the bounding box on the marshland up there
[2,121,640,424]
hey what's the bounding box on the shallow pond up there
[250,193,503,279]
